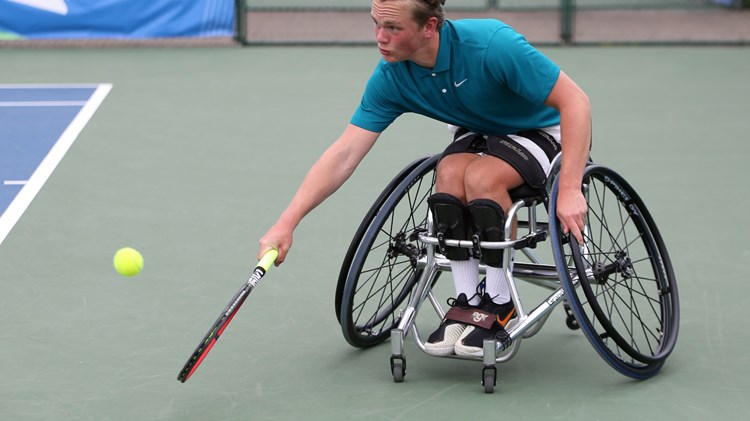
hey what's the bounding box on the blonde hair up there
[379,0,446,30]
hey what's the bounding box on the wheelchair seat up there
[508,183,544,204]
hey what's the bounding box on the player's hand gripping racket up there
[177,249,278,383]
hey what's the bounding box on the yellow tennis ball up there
[113,247,143,277]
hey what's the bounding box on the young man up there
[258,0,590,357]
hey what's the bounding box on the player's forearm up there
[276,148,354,230]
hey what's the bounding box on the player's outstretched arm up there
[258,124,380,264]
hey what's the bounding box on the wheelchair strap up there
[428,192,471,261]
[445,128,560,190]
[468,199,506,267]
[444,306,497,330]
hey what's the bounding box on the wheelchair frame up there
[336,154,679,393]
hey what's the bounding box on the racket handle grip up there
[258,249,279,271]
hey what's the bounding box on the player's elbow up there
[325,141,360,183]
[562,88,590,119]
[578,89,591,113]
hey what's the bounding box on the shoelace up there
[445,292,481,308]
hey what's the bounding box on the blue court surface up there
[0,84,111,245]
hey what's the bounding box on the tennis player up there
[258,0,591,356]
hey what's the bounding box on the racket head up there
[178,337,218,382]
[177,249,278,383]
[177,305,243,383]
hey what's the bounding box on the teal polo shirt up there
[351,19,561,135]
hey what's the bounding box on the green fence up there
[236,0,750,45]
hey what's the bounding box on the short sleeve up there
[486,27,561,105]
[350,65,405,133]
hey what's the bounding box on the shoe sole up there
[424,346,456,357]
[424,323,466,356]
[453,345,483,357]
[454,325,487,357]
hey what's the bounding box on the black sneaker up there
[454,293,515,357]
[424,293,474,356]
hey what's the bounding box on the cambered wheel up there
[338,155,439,348]
[550,164,679,380]
[335,156,431,321]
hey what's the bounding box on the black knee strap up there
[428,193,471,261]
[468,199,506,267]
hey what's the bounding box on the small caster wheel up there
[566,314,579,330]
[390,355,406,383]
[564,304,579,330]
[482,366,496,394]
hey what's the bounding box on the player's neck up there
[411,32,440,69]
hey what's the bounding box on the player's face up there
[371,0,429,63]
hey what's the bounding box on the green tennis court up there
[0,44,748,419]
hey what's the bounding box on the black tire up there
[550,164,679,380]
[391,356,406,383]
[482,367,497,394]
[339,155,439,348]
[335,156,432,321]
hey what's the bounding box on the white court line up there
[0,83,113,247]
[0,84,101,88]
[0,101,89,107]
[4,181,28,186]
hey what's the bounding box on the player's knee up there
[435,161,467,196]
[464,166,501,199]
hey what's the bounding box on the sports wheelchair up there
[335,154,679,393]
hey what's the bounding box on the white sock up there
[485,266,511,304]
[450,258,481,305]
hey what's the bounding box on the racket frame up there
[177,249,278,383]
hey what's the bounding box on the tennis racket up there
[177,249,279,383]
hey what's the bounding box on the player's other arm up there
[544,70,591,244]
[258,124,380,264]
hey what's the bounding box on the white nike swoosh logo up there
[454,78,468,87]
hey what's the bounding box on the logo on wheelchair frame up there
[546,289,565,306]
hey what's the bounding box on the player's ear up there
[423,16,438,38]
